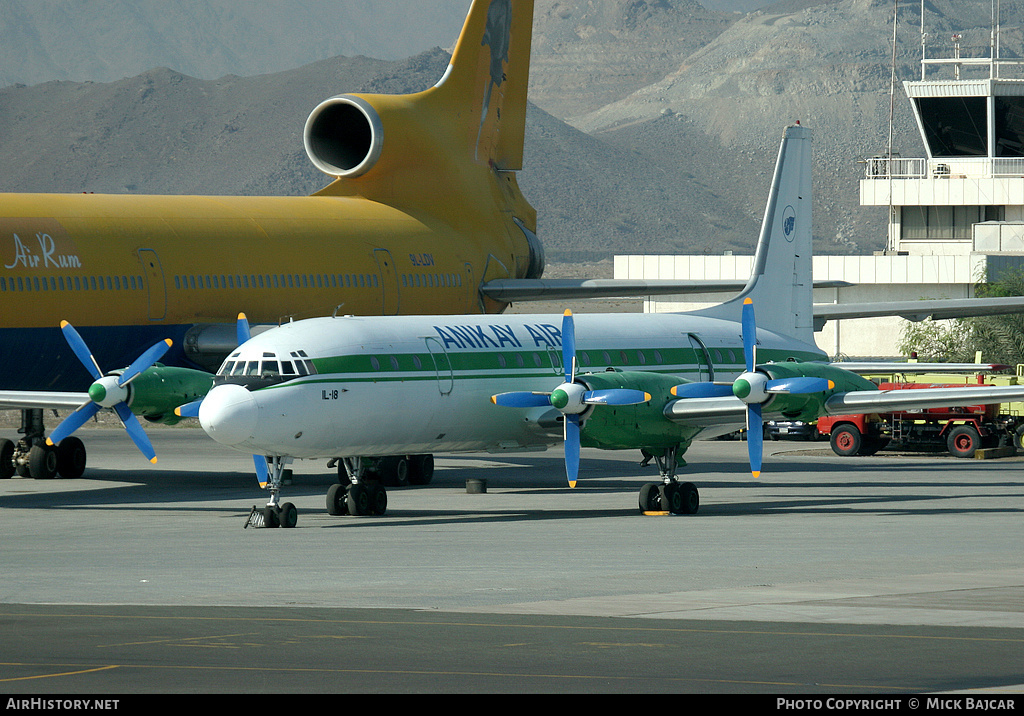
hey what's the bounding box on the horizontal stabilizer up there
[813,296,1024,330]
[482,278,851,302]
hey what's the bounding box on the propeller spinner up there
[46,321,173,464]
[491,310,651,488]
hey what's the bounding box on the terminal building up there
[616,38,1024,359]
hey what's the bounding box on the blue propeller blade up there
[253,454,270,489]
[60,321,103,381]
[113,402,157,464]
[118,338,173,387]
[741,297,756,372]
[564,414,581,488]
[174,399,203,418]
[765,376,833,395]
[47,402,101,447]
[583,388,650,405]
[561,309,575,383]
[491,392,552,408]
[747,403,762,478]
[237,312,251,345]
[671,382,735,399]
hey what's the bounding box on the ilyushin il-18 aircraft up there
[0,0,836,480]
[178,124,1024,527]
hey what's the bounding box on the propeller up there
[174,313,270,487]
[670,297,833,478]
[492,310,651,488]
[46,321,173,464]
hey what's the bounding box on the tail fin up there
[696,124,814,344]
[432,0,533,170]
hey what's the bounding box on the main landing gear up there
[0,409,88,480]
[638,445,699,515]
[325,454,434,518]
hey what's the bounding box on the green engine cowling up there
[576,370,701,452]
[109,365,214,425]
[759,362,877,421]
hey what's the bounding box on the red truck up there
[817,382,1020,458]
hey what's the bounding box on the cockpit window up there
[216,350,316,383]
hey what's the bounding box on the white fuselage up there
[197,312,826,459]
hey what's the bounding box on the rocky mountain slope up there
[2,0,1022,261]
[0,49,757,262]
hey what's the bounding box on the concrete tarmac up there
[0,428,1022,694]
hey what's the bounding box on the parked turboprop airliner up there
[182,125,1024,527]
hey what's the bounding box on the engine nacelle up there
[304,95,384,178]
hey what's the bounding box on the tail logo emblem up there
[782,205,797,242]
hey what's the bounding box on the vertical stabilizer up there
[697,124,814,344]
[433,0,533,169]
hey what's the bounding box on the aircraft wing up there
[827,362,1013,374]
[0,391,88,410]
[822,384,1024,414]
[482,279,851,302]
[813,296,1024,330]
[662,384,1024,425]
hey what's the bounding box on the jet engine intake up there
[304,95,384,178]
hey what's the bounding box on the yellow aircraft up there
[0,0,548,475]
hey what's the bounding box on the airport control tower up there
[861,23,1024,276]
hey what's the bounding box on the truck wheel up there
[1014,425,1024,451]
[830,425,862,457]
[947,425,980,458]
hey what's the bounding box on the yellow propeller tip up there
[45,438,54,446]
[163,338,173,347]
[563,309,572,317]
[237,312,247,320]
[743,297,753,305]
[752,471,760,478]
[59,320,70,328]
[489,396,497,404]
[644,392,652,401]
[150,457,158,464]
[568,481,576,489]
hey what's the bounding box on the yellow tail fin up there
[431,0,533,170]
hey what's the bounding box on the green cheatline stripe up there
[311,346,821,376]
[257,347,824,391]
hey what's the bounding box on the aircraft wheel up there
[29,444,58,479]
[638,483,660,513]
[378,456,409,487]
[326,483,348,516]
[829,425,862,457]
[0,439,14,479]
[346,484,371,516]
[278,502,298,528]
[947,425,980,458]
[408,454,434,485]
[661,484,681,513]
[56,437,87,479]
[676,482,699,515]
[262,506,280,528]
[368,483,388,516]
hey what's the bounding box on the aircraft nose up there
[199,383,258,447]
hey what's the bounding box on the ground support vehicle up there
[818,382,1023,458]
